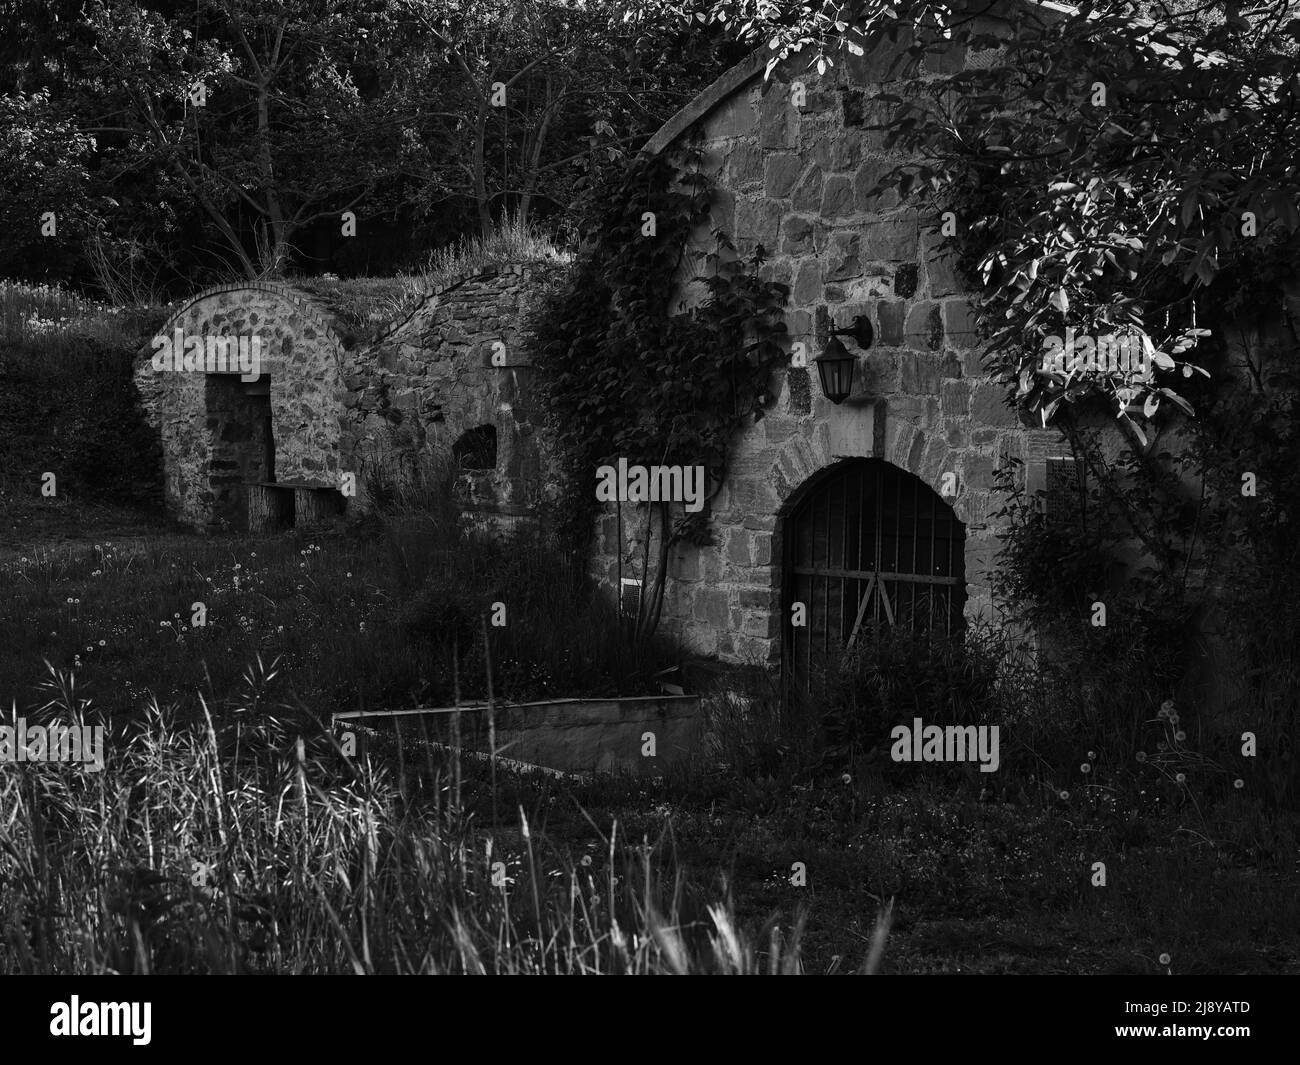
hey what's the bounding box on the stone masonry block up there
[970,381,1018,427]
[904,301,944,351]
[764,154,803,199]
[943,298,979,348]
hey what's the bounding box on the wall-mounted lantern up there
[814,314,874,404]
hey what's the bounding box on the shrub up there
[820,625,1003,766]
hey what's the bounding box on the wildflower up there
[346,572,353,578]
[1160,700,1175,714]
[1059,790,1069,800]
[98,639,105,647]
[1175,772,1186,783]
[1234,779,1244,789]
[1175,730,1186,742]
[580,855,592,867]
[173,612,180,619]
[1135,751,1147,763]
[1158,953,1171,966]
[1080,763,1091,774]
[1087,750,1096,760]
[841,773,852,785]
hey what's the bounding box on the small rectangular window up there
[619,577,643,620]
[1044,457,1085,526]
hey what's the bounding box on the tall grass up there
[0,667,807,974]
[0,279,168,371]
[415,209,571,293]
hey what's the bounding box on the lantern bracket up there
[828,315,874,350]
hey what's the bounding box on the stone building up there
[580,14,1294,703]
[584,24,1096,680]
[134,263,562,532]
[130,6,1286,707]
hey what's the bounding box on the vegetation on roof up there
[290,213,573,347]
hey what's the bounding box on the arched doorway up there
[782,458,966,692]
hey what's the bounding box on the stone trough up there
[334,694,703,778]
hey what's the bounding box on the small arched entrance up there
[782,458,966,692]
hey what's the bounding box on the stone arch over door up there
[779,456,966,693]
[134,282,349,531]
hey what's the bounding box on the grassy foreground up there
[0,514,1296,974]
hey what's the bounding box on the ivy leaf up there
[1119,412,1148,447]
[1159,388,1194,416]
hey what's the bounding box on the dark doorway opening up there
[205,373,274,530]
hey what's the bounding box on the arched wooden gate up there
[782,458,966,692]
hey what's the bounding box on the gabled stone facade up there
[585,30,1067,666]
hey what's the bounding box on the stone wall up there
[345,263,565,518]
[458,695,703,777]
[135,264,564,531]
